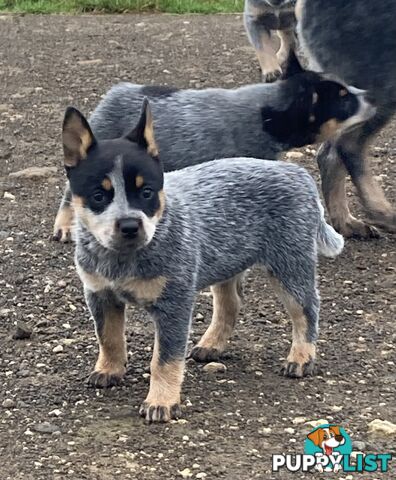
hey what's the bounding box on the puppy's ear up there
[125,98,159,158]
[282,50,305,79]
[307,428,324,446]
[62,107,96,168]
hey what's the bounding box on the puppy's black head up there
[262,51,375,148]
[62,99,165,250]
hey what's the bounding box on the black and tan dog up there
[297,0,396,237]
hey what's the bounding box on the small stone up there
[196,473,207,479]
[202,362,227,374]
[77,59,103,66]
[52,345,64,353]
[48,409,62,417]
[195,313,204,321]
[286,151,304,159]
[284,427,295,434]
[259,427,272,435]
[182,435,189,441]
[179,468,193,478]
[353,441,366,451]
[330,405,343,412]
[368,419,396,436]
[3,192,15,200]
[305,419,329,428]
[12,321,32,340]
[2,398,15,408]
[9,166,57,179]
[33,422,60,434]
[292,417,307,425]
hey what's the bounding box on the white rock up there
[286,151,304,159]
[305,419,329,428]
[196,474,207,479]
[2,398,15,408]
[52,345,64,353]
[284,427,295,434]
[368,419,396,436]
[48,409,62,417]
[179,468,193,478]
[3,192,15,200]
[292,417,307,425]
[202,362,226,374]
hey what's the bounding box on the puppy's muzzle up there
[117,217,142,240]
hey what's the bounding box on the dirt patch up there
[0,13,395,480]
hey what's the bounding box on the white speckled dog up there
[62,98,344,423]
[54,56,375,242]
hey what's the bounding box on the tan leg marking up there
[120,276,167,303]
[191,274,242,362]
[269,276,316,377]
[89,304,127,388]
[140,332,184,422]
[53,204,74,242]
[355,172,396,233]
[256,30,282,80]
[277,29,295,65]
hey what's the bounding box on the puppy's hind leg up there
[190,273,243,363]
[53,181,75,242]
[267,259,319,378]
[244,9,281,82]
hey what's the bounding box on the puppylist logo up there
[272,424,392,473]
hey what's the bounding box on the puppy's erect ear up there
[62,107,96,168]
[307,428,324,446]
[282,50,305,79]
[125,98,159,158]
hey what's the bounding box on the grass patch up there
[0,0,245,14]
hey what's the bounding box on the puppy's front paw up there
[52,206,74,243]
[283,359,315,378]
[283,342,316,378]
[87,368,125,388]
[139,401,182,423]
[262,69,282,83]
[189,346,221,363]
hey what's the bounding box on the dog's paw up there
[87,369,124,388]
[139,401,182,423]
[283,359,315,378]
[189,346,221,363]
[52,206,74,243]
[262,69,282,83]
[336,217,380,239]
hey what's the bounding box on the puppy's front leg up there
[85,289,127,388]
[140,299,193,423]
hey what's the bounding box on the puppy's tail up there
[317,204,344,258]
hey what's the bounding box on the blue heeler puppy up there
[244,0,297,81]
[62,98,344,422]
[53,56,375,242]
[297,0,396,237]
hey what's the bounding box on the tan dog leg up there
[87,293,127,388]
[139,331,184,423]
[269,276,316,378]
[53,182,74,242]
[190,274,243,362]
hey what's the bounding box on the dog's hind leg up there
[336,115,396,234]
[316,142,380,239]
[267,257,319,378]
[244,7,282,82]
[277,28,296,67]
[190,273,244,363]
[53,181,74,242]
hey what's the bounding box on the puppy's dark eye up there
[91,191,106,204]
[141,187,154,200]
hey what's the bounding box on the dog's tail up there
[317,204,344,258]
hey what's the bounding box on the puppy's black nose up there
[117,218,141,239]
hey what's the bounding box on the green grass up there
[0,0,244,14]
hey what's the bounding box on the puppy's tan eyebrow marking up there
[101,178,112,191]
[135,175,144,188]
[339,89,348,97]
